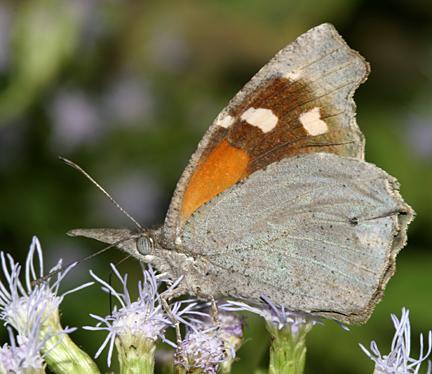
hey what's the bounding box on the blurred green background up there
[0,0,431,373]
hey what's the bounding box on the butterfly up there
[69,23,413,324]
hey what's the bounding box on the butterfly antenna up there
[59,156,144,232]
[31,238,134,286]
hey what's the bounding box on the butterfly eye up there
[136,236,154,255]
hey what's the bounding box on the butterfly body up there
[69,24,413,324]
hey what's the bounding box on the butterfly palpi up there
[69,23,413,324]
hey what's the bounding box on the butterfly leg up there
[160,296,182,346]
[210,296,219,323]
[159,274,190,301]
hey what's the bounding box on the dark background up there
[0,0,431,373]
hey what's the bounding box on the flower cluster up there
[360,308,432,374]
[0,236,97,374]
[221,295,320,334]
[0,326,45,373]
[84,264,196,367]
[0,237,90,332]
[174,306,243,374]
[0,236,430,374]
[175,326,225,374]
[221,296,320,374]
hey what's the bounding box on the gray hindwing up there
[180,153,412,323]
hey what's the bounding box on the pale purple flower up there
[102,76,155,126]
[0,236,92,334]
[49,89,104,152]
[0,297,75,373]
[0,327,45,373]
[221,296,320,334]
[218,311,243,340]
[174,307,243,373]
[217,311,243,362]
[175,326,226,374]
[406,115,432,160]
[360,308,432,374]
[84,264,197,367]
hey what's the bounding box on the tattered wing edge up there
[318,175,414,324]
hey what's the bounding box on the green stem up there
[267,322,313,374]
[116,335,156,374]
[40,310,99,374]
[43,332,100,374]
[19,369,45,374]
[220,359,234,374]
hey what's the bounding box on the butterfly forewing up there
[164,23,369,240]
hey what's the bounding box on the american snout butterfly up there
[69,23,413,324]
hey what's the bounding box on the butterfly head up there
[67,227,188,275]
[67,227,163,263]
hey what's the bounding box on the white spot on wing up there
[240,107,278,133]
[284,70,302,80]
[215,114,235,129]
[299,107,328,136]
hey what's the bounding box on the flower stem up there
[43,333,100,374]
[220,359,234,373]
[41,311,100,374]
[267,322,313,374]
[116,335,156,374]
[19,369,45,374]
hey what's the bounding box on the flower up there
[0,327,45,373]
[221,296,319,374]
[0,236,98,374]
[0,236,92,334]
[360,308,432,374]
[221,295,320,333]
[0,300,74,374]
[175,326,225,374]
[85,264,195,368]
[218,311,243,359]
[174,306,243,374]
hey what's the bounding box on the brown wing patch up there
[226,75,362,175]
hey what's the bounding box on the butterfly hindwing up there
[178,153,413,323]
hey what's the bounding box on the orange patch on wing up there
[181,139,249,221]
